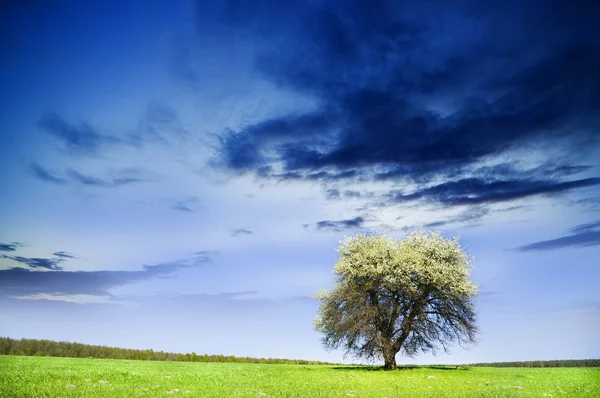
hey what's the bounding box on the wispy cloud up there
[517,220,600,251]
[30,163,68,185]
[569,220,600,234]
[324,189,363,201]
[136,102,188,145]
[0,252,215,299]
[169,196,202,213]
[0,242,24,252]
[11,293,119,305]
[231,228,253,237]
[570,197,600,211]
[37,112,129,156]
[1,255,65,270]
[423,206,491,229]
[325,188,341,200]
[66,169,152,187]
[53,251,74,259]
[305,216,365,232]
[171,204,193,212]
[31,163,155,188]
[385,178,600,206]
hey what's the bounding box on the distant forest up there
[469,359,600,368]
[0,337,338,365]
[1,337,598,367]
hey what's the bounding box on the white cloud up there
[11,293,133,306]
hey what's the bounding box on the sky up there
[0,0,599,364]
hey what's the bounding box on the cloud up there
[0,252,215,299]
[38,102,190,158]
[53,251,74,259]
[66,169,151,187]
[231,228,253,237]
[343,190,361,199]
[325,189,341,200]
[171,204,193,212]
[385,177,600,206]
[37,112,128,156]
[0,242,23,252]
[569,220,600,234]
[517,220,600,251]
[324,189,363,201]
[136,102,188,145]
[1,255,64,270]
[198,0,599,207]
[421,204,530,229]
[1,245,77,271]
[30,163,68,185]
[11,293,118,305]
[218,111,333,171]
[570,197,600,211]
[31,163,154,188]
[169,196,202,213]
[422,206,491,229]
[305,216,365,232]
[565,300,600,315]
[267,169,361,183]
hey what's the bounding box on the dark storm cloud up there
[0,252,215,298]
[517,220,600,251]
[198,0,600,205]
[37,112,127,156]
[1,255,64,270]
[305,216,365,232]
[231,228,253,237]
[31,163,154,188]
[0,242,23,252]
[385,177,600,206]
[218,111,332,171]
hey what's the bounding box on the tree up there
[314,232,478,370]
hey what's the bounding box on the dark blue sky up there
[1,0,599,363]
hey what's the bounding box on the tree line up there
[469,359,600,368]
[0,337,339,365]
[2,337,597,368]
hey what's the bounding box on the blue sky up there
[1,0,599,364]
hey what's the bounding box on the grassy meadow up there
[1,355,598,398]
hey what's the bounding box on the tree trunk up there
[382,346,397,370]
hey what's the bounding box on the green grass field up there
[0,356,598,398]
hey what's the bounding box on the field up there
[0,356,598,398]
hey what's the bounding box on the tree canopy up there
[315,232,478,369]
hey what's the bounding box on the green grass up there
[0,356,598,397]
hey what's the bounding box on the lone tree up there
[315,232,477,370]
